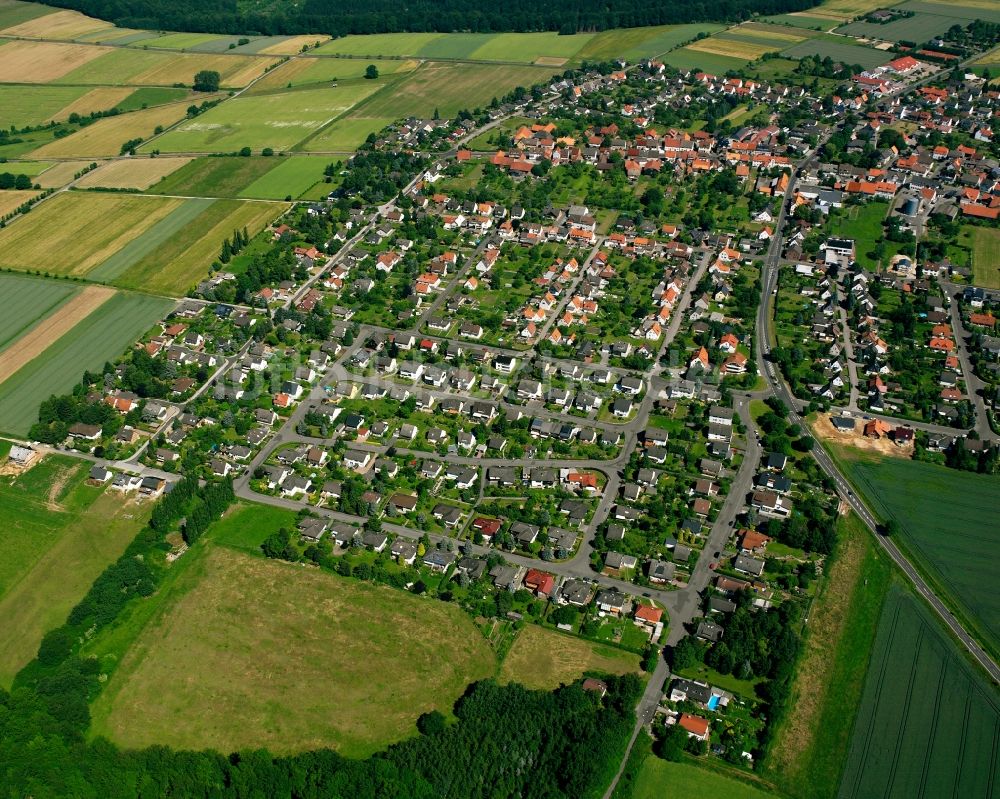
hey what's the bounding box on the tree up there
[658,723,688,762]
[883,519,901,537]
[193,70,220,92]
[416,710,446,735]
[365,64,379,80]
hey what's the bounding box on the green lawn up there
[829,445,1000,661]
[210,501,297,553]
[147,83,380,153]
[238,154,330,199]
[632,758,781,799]
[147,156,278,197]
[766,514,892,799]
[89,543,497,757]
[825,202,889,270]
[838,585,1000,799]
[0,274,78,352]
[0,456,149,685]
[968,226,1000,289]
[0,291,173,435]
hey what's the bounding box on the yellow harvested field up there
[33,160,93,188]
[0,8,112,39]
[0,285,113,385]
[0,40,109,83]
[534,56,568,66]
[44,86,134,123]
[975,49,1000,65]
[0,190,38,217]
[737,23,809,43]
[74,157,194,189]
[30,102,189,158]
[0,192,182,276]
[258,35,330,55]
[801,0,889,20]
[130,53,278,88]
[686,37,774,60]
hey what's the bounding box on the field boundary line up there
[0,285,114,385]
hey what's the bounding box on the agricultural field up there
[147,155,281,197]
[0,84,89,127]
[0,290,172,435]
[761,13,835,30]
[684,36,775,63]
[830,445,1000,660]
[138,32,227,50]
[300,114,394,152]
[0,39,108,82]
[148,83,380,153]
[356,62,559,120]
[781,37,891,68]
[837,13,969,42]
[0,0,54,31]
[575,23,725,62]
[500,624,642,690]
[313,31,445,57]
[967,226,1000,289]
[838,586,1000,799]
[113,86,190,111]
[630,758,781,799]
[801,0,898,22]
[249,56,417,91]
[59,47,278,87]
[0,192,183,276]
[0,456,149,686]
[0,6,111,39]
[74,156,194,189]
[0,189,38,216]
[32,159,91,187]
[89,545,496,757]
[766,514,892,799]
[0,273,78,352]
[29,101,190,158]
[897,0,1000,25]
[238,154,330,199]
[110,198,285,295]
[4,160,55,177]
[662,46,749,74]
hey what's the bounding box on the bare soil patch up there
[812,412,913,458]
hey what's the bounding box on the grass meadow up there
[250,56,418,91]
[968,226,1000,289]
[89,544,497,757]
[0,291,172,435]
[830,444,1000,662]
[631,759,780,799]
[148,83,381,153]
[500,624,642,690]
[300,114,394,152]
[780,38,890,68]
[766,514,892,799]
[147,156,281,197]
[238,154,330,199]
[0,456,149,685]
[0,273,77,352]
[837,586,1000,799]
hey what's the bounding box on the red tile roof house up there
[634,604,663,629]
[678,713,710,741]
[523,568,555,597]
[473,517,502,542]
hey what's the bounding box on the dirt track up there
[0,285,114,384]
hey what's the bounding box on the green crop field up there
[89,544,497,757]
[968,226,1000,289]
[0,291,172,435]
[138,32,227,50]
[300,114,394,152]
[313,31,443,57]
[114,86,190,111]
[0,0,54,30]
[0,456,149,686]
[837,13,968,42]
[766,514,892,799]
[662,46,750,74]
[781,38,891,68]
[148,83,381,153]
[357,62,559,120]
[761,13,834,29]
[87,197,216,282]
[147,156,280,197]
[631,759,780,799]
[3,159,56,177]
[0,274,78,352]
[250,56,416,91]
[831,446,1000,660]
[238,154,330,199]
[60,47,276,88]
[0,84,89,128]
[576,24,725,62]
[113,199,285,295]
[897,0,1000,24]
[838,586,1000,799]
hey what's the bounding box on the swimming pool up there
[707,694,720,711]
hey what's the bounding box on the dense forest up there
[43,0,821,37]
